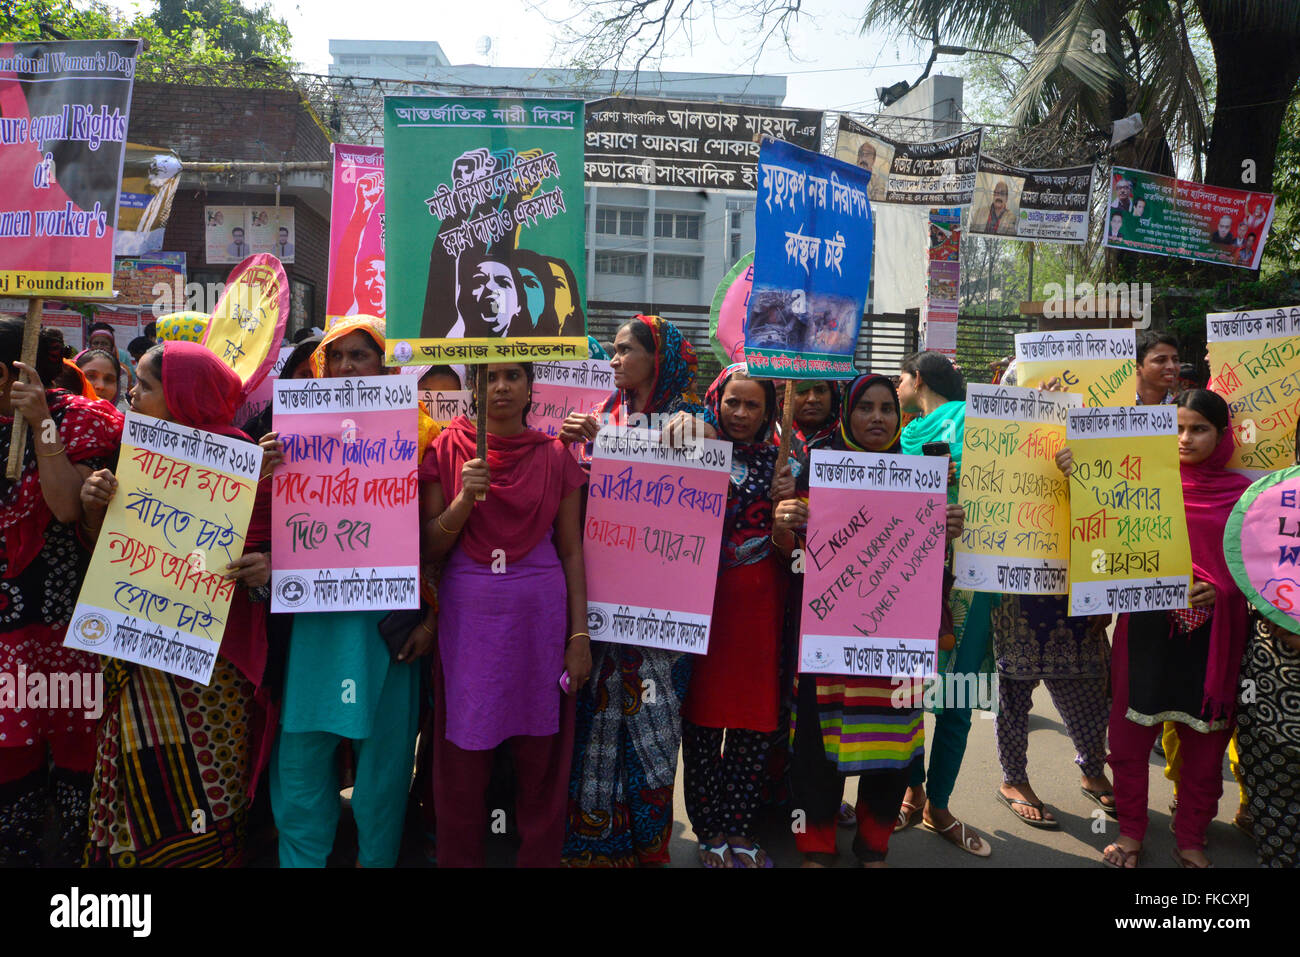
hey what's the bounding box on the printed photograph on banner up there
[383,96,588,365]
[744,139,872,380]
[1206,306,1300,474]
[584,97,821,190]
[833,116,982,207]
[1015,328,1137,407]
[799,449,948,677]
[1225,465,1300,633]
[270,376,421,613]
[954,385,1081,594]
[1066,405,1193,615]
[1103,166,1275,269]
[327,143,385,322]
[113,142,182,256]
[249,207,294,262]
[65,412,263,685]
[0,39,140,299]
[969,156,1093,244]
[205,206,249,264]
[584,428,731,654]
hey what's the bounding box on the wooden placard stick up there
[5,298,43,481]
[474,364,488,501]
[773,379,797,478]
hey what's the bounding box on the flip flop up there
[1171,847,1213,869]
[894,800,922,832]
[728,842,774,869]
[922,817,992,857]
[836,802,857,828]
[996,789,1059,829]
[1080,786,1119,819]
[698,840,732,869]
[1102,842,1141,868]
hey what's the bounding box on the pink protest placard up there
[530,359,614,439]
[270,375,419,613]
[584,427,731,654]
[326,143,385,323]
[799,449,948,677]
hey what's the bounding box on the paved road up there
[664,681,1257,868]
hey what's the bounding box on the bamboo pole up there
[5,299,43,481]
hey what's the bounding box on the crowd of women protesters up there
[0,313,1296,869]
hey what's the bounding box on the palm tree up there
[860,1,1300,194]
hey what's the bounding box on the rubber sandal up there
[1102,842,1141,868]
[922,817,992,857]
[996,789,1059,830]
[836,802,857,828]
[728,842,774,869]
[698,840,732,869]
[1171,847,1212,869]
[894,800,922,832]
[1080,786,1119,819]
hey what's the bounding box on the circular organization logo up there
[587,607,610,636]
[277,575,309,608]
[804,646,835,671]
[958,566,987,587]
[393,341,414,363]
[72,613,111,646]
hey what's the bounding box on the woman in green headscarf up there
[894,351,995,857]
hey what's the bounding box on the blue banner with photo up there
[744,139,873,379]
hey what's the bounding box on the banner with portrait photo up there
[327,143,385,323]
[64,413,263,685]
[1015,329,1137,407]
[383,96,587,366]
[584,428,731,654]
[270,376,420,614]
[0,39,140,299]
[833,116,982,207]
[799,449,948,678]
[1066,405,1193,615]
[1207,305,1300,474]
[204,206,295,265]
[744,139,872,379]
[969,155,1092,244]
[113,142,182,256]
[1103,166,1275,270]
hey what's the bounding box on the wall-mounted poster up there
[204,205,295,265]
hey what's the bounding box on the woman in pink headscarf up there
[79,342,274,867]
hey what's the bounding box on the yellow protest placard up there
[64,413,263,685]
[1206,306,1300,474]
[1065,405,1192,615]
[953,385,1080,594]
[1016,329,1137,407]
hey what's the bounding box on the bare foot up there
[923,803,990,856]
[1081,774,1116,812]
[727,835,770,869]
[1173,846,1211,868]
[698,833,732,869]
[999,782,1056,825]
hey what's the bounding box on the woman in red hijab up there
[1078,389,1252,868]
[78,341,274,867]
[0,321,122,866]
[421,362,589,866]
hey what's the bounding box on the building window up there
[730,232,741,261]
[654,211,702,239]
[405,56,426,66]
[653,255,701,280]
[595,207,618,234]
[619,209,645,236]
[595,253,645,276]
[337,54,370,66]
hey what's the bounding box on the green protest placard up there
[382,97,587,366]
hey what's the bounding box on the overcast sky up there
[108,0,942,114]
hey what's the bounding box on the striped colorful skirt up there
[791,675,925,773]
[85,657,255,867]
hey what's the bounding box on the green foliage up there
[0,0,293,71]
[1263,88,1300,273]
